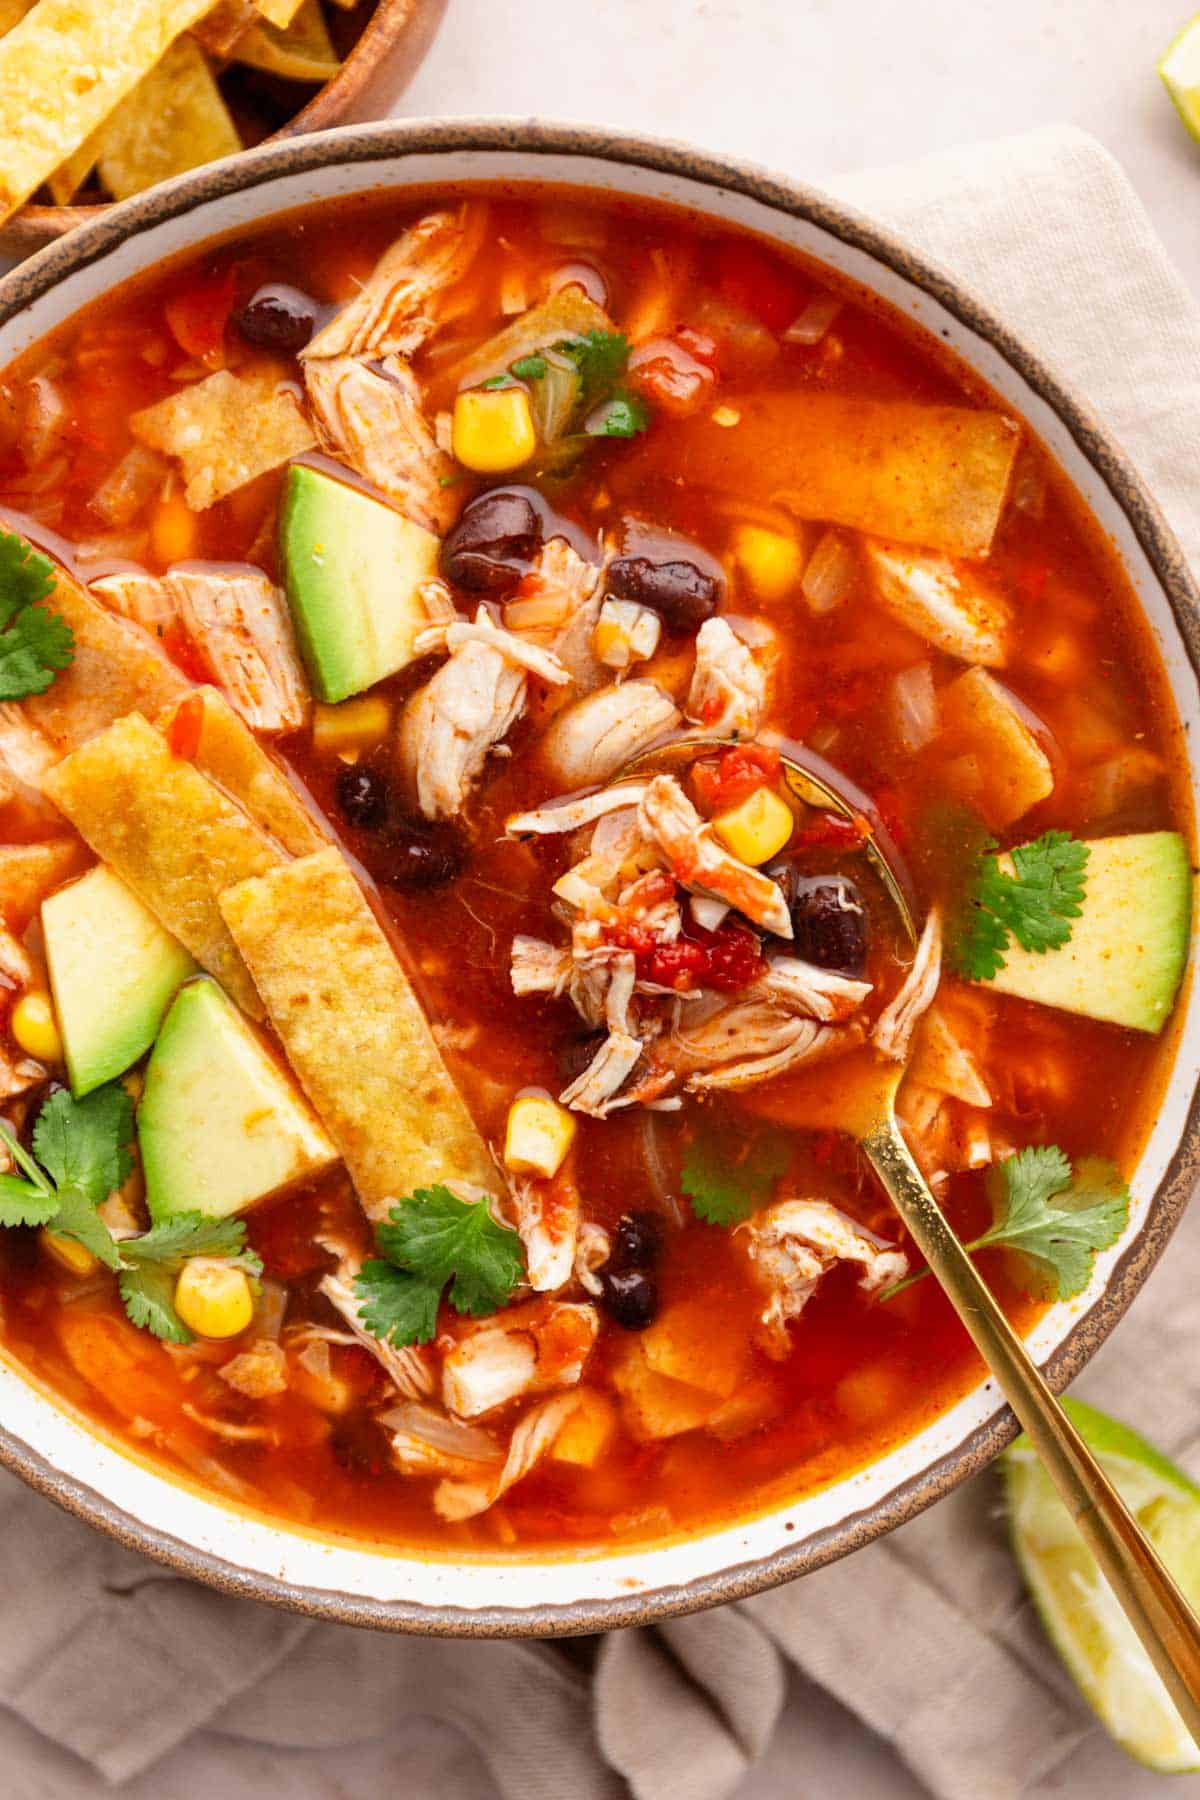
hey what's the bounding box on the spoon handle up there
[864,1114,1200,1742]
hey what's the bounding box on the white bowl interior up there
[0,143,1196,1622]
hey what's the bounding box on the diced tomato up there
[627,336,714,417]
[621,918,766,994]
[164,266,236,368]
[790,810,870,852]
[675,325,720,371]
[871,787,909,851]
[164,692,204,761]
[692,743,781,815]
[714,241,805,334]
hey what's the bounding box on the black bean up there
[600,1267,660,1331]
[441,490,543,594]
[556,1031,606,1086]
[788,876,868,977]
[374,818,465,892]
[606,554,719,634]
[234,283,317,355]
[611,1211,663,1271]
[336,764,390,831]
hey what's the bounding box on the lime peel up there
[1003,1398,1200,1772]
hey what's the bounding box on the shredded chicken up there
[652,998,862,1094]
[505,537,603,683]
[318,1271,435,1400]
[218,1338,288,1399]
[303,209,485,362]
[304,353,457,536]
[638,774,792,937]
[864,541,1012,667]
[414,606,571,685]
[743,1199,908,1357]
[0,703,61,816]
[559,1029,644,1117]
[685,617,767,737]
[757,955,872,1023]
[873,909,943,1062]
[442,1302,599,1417]
[540,680,680,790]
[574,1223,611,1297]
[164,565,309,734]
[510,935,572,998]
[90,570,175,633]
[434,1393,581,1521]
[388,1401,502,1479]
[508,783,649,838]
[512,1172,580,1293]
[398,639,526,819]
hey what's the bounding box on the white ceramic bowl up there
[0,121,1196,1636]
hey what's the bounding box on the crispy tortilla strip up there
[0,0,34,31]
[156,688,327,857]
[19,560,189,753]
[0,0,217,223]
[677,394,1020,559]
[190,0,255,55]
[0,839,90,926]
[131,365,316,511]
[220,849,497,1218]
[46,139,97,206]
[43,713,284,1016]
[90,37,240,203]
[251,0,305,26]
[236,0,338,81]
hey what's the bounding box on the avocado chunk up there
[140,978,337,1221]
[984,832,1192,1033]
[42,864,194,1096]
[280,464,441,703]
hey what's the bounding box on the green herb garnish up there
[681,1126,791,1226]
[586,389,650,439]
[554,329,630,409]
[481,373,516,390]
[0,530,74,700]
[354,1184,524,1347]
[510,352,548,380]
[951,829,1089,980]
[0,1085,259,1341]
[886,1145,1129,1302]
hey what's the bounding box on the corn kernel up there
[503,1094,576,1179]
[552,1390,618,1467]
[593,598,662,670]
[174,1259,254,1340]
[711,405,741,428]
[40,1229,97,1278]
[312,696,392,755]
[11,991,63,1064]
[732,524,804,602]
[150,488,199,566]
[452,388,537,473]
[712,785,794,865]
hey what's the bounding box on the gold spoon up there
[626,734,1200,1739]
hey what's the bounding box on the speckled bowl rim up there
[0,118,1197,1639]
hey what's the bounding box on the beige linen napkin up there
[0,124,1198,1800]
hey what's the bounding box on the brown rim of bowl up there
[0,118,1197,1638]
[0,0,447,255]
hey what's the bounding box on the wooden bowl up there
[0,0,446,257]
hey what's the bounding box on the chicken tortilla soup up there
[0,191,1190,1553]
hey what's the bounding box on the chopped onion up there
[252,1278,288,1342]
[1010,451,1047,518]
[499,263,529,316]
[784,296,842,345]
[23,376,69,465]
[90,445,166,528]
[378,1401,501,1465]
[638,1112,684,1225]
[887,663,939,755]
[547,262,608,307]
[801,529,857,613]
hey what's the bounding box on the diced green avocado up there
[42,865,194,1097]
[280,463,441,703]
[139,978,337,1221]
[984,832,1192,1033]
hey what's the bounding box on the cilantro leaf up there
[585,389,649,439]
[884,1144,1129,1303]
[950,830,1089,981]
[682,1126,791,1226]
[355,1258,441,1347]
[0,531,73,701]
[33,1085,135,1206]
[511,352,548,380]
[481,373,515,390]
[555,329,630,409]
[118,1264,190,1344]
[50,1185,122,1269]
[0,1173,58,1228]
[376,1184,524,1317]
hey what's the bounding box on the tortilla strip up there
[46,138,97,206]
[251,0,306,27]
[90,37,240,203]
[220,849,497,1219]
[156,687,327,857]
[190,0,256,56]
[43,713,284,1017]
[0,0,34,32]
[236,0,338,81]
[131,365,316,511]
[20,560,189,754]
[0,0,217,223]
[676,394,1021,559]
[0,839,90,927]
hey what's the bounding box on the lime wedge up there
[1003,1399,1200,1772]
[1160,13,1200,143]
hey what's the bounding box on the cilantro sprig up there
[886,1144,1129,1302]
[951,829,1089,981]
[497,329,650,444]
[0,531,74,700]
[681,1125,791,1226]
[0,1085,260,1343]
[355,1184,524,1347]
